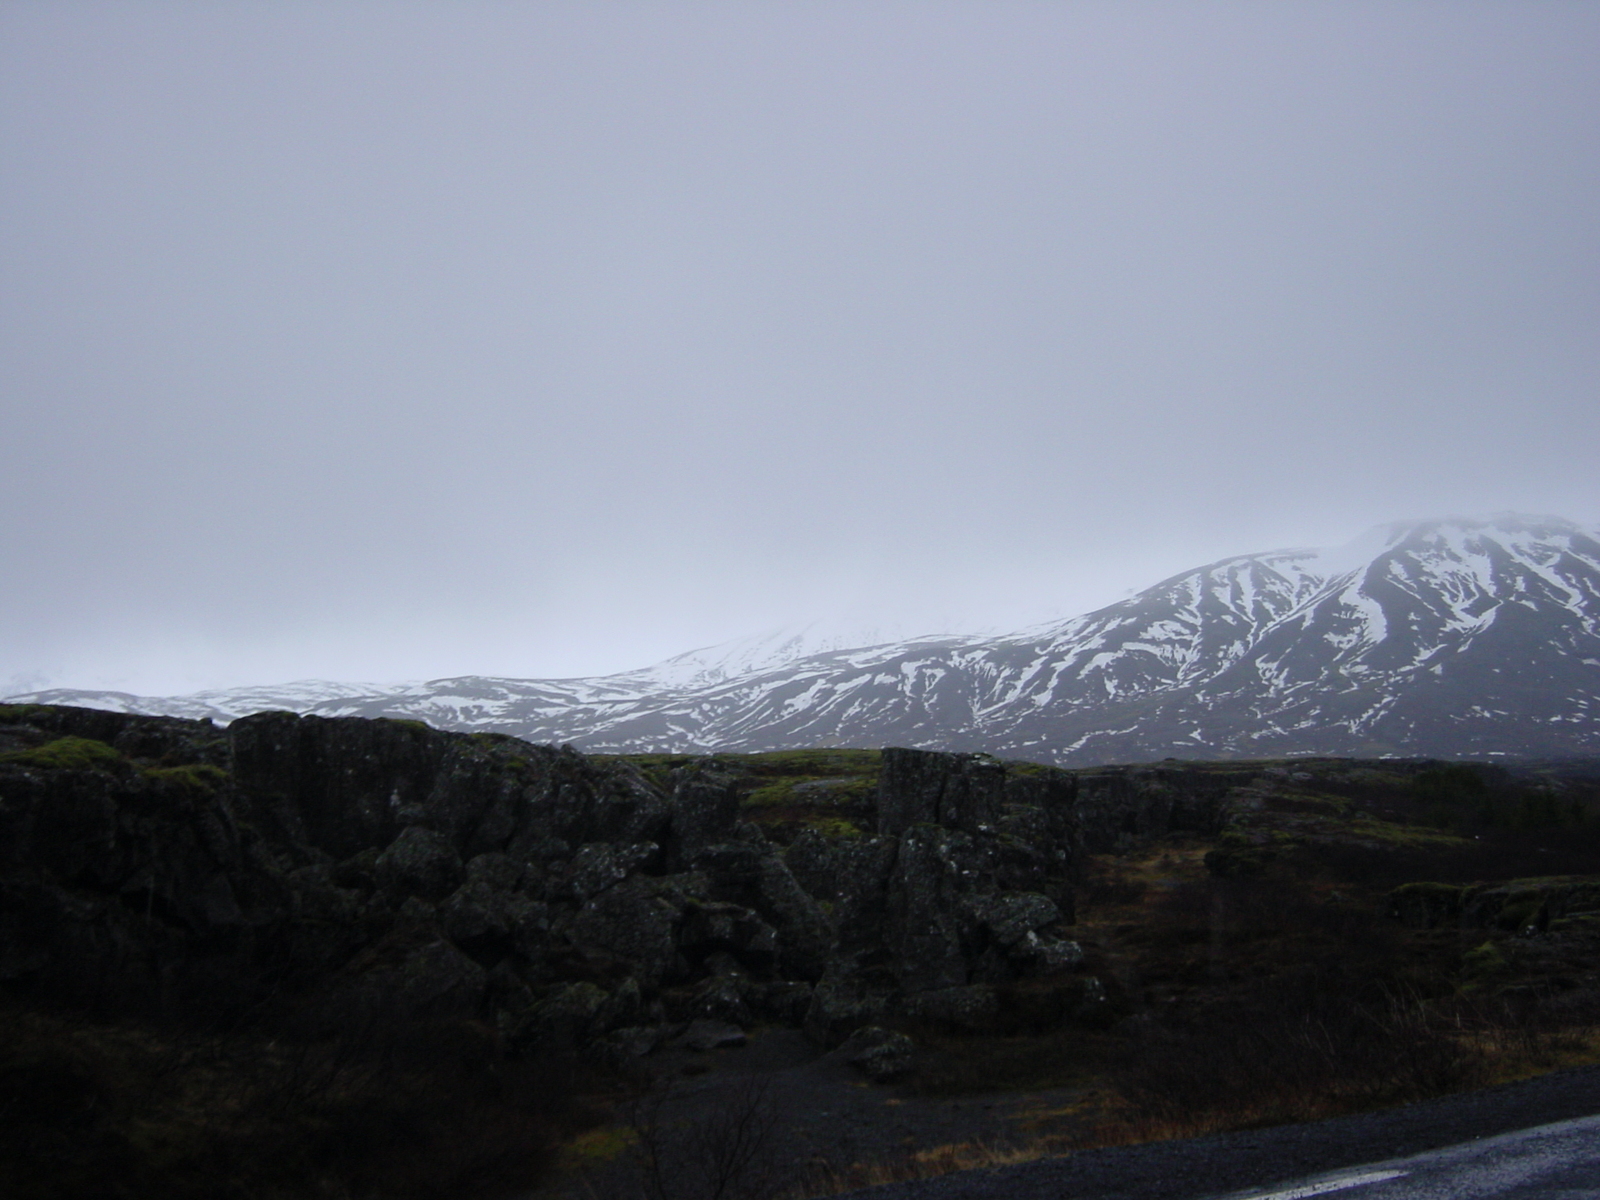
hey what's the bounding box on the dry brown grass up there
[1454,1018,1600,1084]
[789,1132,1079,1198]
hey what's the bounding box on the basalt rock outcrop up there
[1391,877,1600,934]
[0,704,1238,1059]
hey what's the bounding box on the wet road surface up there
[1215,1114,1600,1200]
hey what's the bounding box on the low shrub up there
[1107,988,1488,1137]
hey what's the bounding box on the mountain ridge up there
[14,513,1600,764]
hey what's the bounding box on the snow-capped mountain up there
[602,620,986,691]
[13,514,1600,764]
[7,619,972,729]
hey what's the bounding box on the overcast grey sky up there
[3,1,1597,695]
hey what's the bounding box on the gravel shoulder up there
[613,1029,1093,1182]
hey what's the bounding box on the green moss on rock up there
[140,764,229,794]
[1,736,124,772]
[799,816,865,839]
[384,718,433,734]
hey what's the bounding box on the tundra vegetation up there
[1,704,1597,1199]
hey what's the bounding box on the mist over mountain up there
[15,515,1599,765]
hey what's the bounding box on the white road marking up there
[1238,1170,1409,1200]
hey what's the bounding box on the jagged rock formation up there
[20,514,1600,763]
[0,705,1243,1058]
[1391,878,1600,934]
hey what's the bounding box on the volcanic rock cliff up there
[0,704,1251,1059]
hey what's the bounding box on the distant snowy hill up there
[14,514,1600,764]
[611,621,985,690]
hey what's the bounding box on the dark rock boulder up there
[673,976,756,1026]
[563,876,688,991]
[884,825,995,994]
[1072,765,1240,853]
[664,766,741,869]
[376,826,465,901]
[1390,882,1469,929]
[799,834,899,957]
[464,850,526,891]
[507,980,610,1053]
[229,712,446,859]
[562,841,661,900]
[900,983,1000,1032]
[438,879,547,966]
[510,747,670,850]
[968,891,1062,947]
[679,901,780,970]
[877,748,1007,837]
[804,963,893,1047]
[836,1025,916,1080]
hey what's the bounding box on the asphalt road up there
[831,1064,1600,1200]
[1213,1115,1600,1199]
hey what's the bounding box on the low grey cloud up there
[3,1,1596,694]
